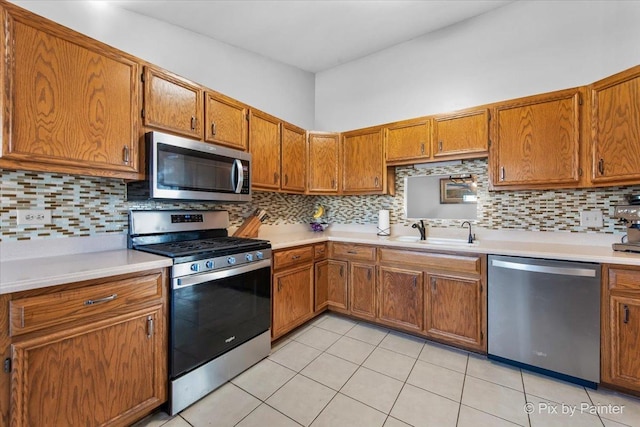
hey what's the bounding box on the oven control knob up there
[256,251,264,260]
[205,260,214,269]
[245,253,254,262]
[190,263,200,272]
[227,256,236,265]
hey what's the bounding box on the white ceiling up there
[109,0,513,73]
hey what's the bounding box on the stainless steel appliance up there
[488,255,601,387]
[127,131,251,202]
[612,205,640,253]
[128,210,271,415]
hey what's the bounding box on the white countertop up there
[2,225,640,295]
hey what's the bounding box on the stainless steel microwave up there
[127,131,251,202]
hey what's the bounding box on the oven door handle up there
[174,259,271,289]
[232,159,244,194]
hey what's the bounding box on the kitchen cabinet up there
[490,88,583,189]
[385,118,431,165]
[433,109,489,159]
[204,91,248,151]
[314,243,329,312]
[3,269,167,427]
[425,274,484,351]
[341,127,386,194]
[327,260,349,313]
[349,263,376,321]
[143,66,203,139]
[602,265,640,393]
[378,266,424,333]
[308,132,341,194]
[590,65,640,185]
[0,3,141,179]
[281,123,307,193]
[249,109,282,191]
[272,246,315,339]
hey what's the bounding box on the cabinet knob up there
[374,177,379,188]
[291,255,300,260]
[624,305,629,324]
[598,159,605,175]
[211,122,217,136]
[500,167,505,181]
[438,141,443,152]
[122,146,130,164]
[190,116,197,131]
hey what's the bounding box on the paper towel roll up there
[377,209,390,236]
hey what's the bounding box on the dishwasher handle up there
[491,259,597,278]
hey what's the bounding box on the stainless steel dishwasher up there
[488,255,601,387]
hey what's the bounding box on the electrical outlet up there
[580,209,603,227]
[16,209,51,226]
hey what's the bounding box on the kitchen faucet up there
[461,221,475,244]
[412,220,427,240]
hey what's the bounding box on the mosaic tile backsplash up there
[2,159,639,241]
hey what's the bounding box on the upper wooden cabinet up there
[0,3,140,179]
[341,127,385,194]
[433,109,489,159]
[204,91,248,151]
[490,88,583,189]
[249,110,282,190]
[590,65,640,185]
[308,132,340,194]
[142,66,203,139]
[385,118,431,165]
[281,123,307,193]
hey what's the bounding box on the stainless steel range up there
[128,210,272,415]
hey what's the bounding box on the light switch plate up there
[580,210,603,227]
[16,209,51,226]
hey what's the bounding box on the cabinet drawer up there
[379,248,481,274]
[10,272,164,336]
[314,243,327,259]
[273,246,314,270]
[330,243,376,261]
[608,267,640,291]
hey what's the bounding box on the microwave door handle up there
[233,159,244,193]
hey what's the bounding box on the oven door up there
[170,259,271,379]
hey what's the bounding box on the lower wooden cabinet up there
[327,260,349,313]
[11,307,164,427]
[378,266,424,332]
[425,274,484,351]
[2,269,168,427]
[272,264,314,338]
[602,265,640,393]
[349,262,376,321]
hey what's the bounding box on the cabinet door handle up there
[598,159,605,175]
[277,279,282,292]
[84,293,117,306]
[367,269,372,281]
[438,141,443,152]
[285,174,289,185]
[374,176,379,188]
[339,266,344,277]
[347,250,357,254]
[420,143,425,155]
[147,315,154,338]
[331,179,336,189]
[624,305,629,324]
[211,122,217,136]
[500,167,505,181]
[191,116,197,131]
[431,277,436,292]
[122,146,130,164]
[274,172,279,183]
[413,276,417,289]
[291,255,300,260]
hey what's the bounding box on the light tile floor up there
[134,313,640,427]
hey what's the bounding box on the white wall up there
[10,1,315,129]
[315,0,640,131]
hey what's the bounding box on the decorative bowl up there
[310,222,330,232]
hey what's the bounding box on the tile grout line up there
[454,353,470,427]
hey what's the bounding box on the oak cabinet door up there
[308,133,340,194]
[272,265,314,337]
[327,260,348,311]
[605,295,640,388]
[591,66,640,184]
[341,128,385,194]
[378,266,423,332]
[204,92,248,150]
[3,8,140,175]
[143,66,203,139]
[433,109,488,158]
[11,307,164,427]
[314,260,329,312]
[385,119,431,164]
[281,123,307,193]
[249,110,282,190]
[425,274,484,351]
[491,89,581,187]
[349,263,376,321]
